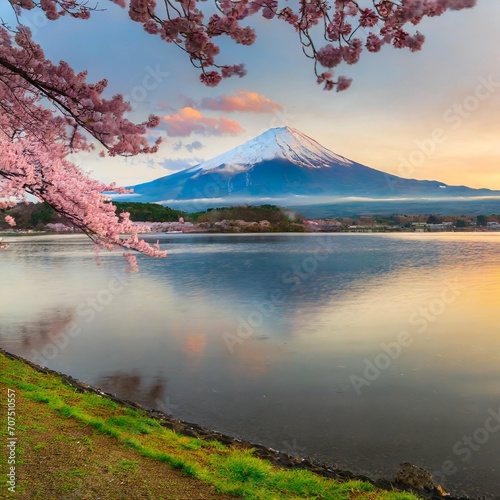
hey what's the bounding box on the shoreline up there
[0,347,480,500]
[1,225,500,240]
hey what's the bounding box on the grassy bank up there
[0,351,420,499]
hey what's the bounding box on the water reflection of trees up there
[0,307,75,349]
[96,372,168,410]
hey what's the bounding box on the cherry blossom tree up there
[1,0,477,258]
[0,14,165,260]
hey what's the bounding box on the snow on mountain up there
[188,126,353,172]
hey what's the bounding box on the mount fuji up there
[119,127,500,211]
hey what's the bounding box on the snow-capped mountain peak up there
[122,125,500,208]
[190,126,353,173]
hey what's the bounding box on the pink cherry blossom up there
[336,76,352,92]
[359,8,379,28]
[366,33,383,53]
[4,215,16,227]
[200,71,222,87]
[316,45,343,68]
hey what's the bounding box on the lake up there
[1,232,499,497]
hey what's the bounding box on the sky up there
[3,1,500,190]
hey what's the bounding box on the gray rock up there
[395,462,435,490]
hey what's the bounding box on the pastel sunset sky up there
[4,1,500,190]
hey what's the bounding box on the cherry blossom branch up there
[1,12,165,257]
[8,0,477,92]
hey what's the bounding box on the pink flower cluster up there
[308,0,475,90]
[4,215,16,227]
[0,23,165,258]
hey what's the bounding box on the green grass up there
[114,459,139,473]
[0,351,422,499]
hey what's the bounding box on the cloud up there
[160,157,204,171]
[201,90,283,113]
[157,101,177,112]
[163,107,244,137]
[186,140,204,152]
[172,139,205,153]
[179,94,198,108]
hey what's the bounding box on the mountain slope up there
[122,127,500,205]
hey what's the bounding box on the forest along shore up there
[1,201,500,235]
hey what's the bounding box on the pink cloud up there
[157,100,175,111]
[201,90,283,113]
[163,107,244,137]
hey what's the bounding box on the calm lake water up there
[1,232,499,497]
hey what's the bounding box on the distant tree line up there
[0,202,62,230]
[192,205,300,223]
[112,202,181,222]
[1,202,498,232]
[193,205,305,232]
[335,213,500,229]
